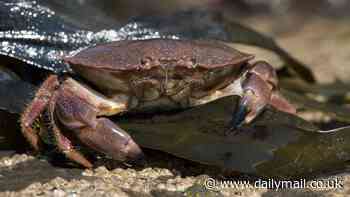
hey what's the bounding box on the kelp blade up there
[118,96,350,179]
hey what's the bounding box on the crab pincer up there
[230,61,296,131]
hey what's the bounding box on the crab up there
[20,38,296,168]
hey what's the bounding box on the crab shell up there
[64,39,254,111]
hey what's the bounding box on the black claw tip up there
[128,152,147,166]
[229,104,248,132]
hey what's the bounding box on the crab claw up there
[230,73,271,131]
[78,118,144,163]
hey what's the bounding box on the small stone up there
[52,189,66,197]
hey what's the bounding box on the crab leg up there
[230,61,296,130]
[21,75,60,151]
[269,91,296,115]
[62,78,129,116]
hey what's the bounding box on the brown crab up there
[20,39,296,168]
